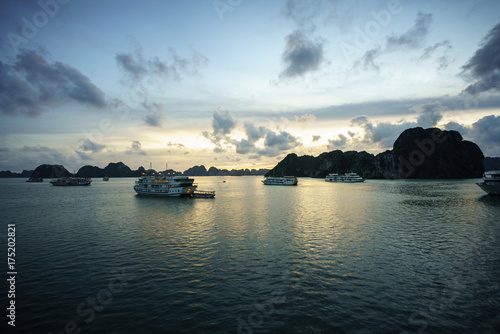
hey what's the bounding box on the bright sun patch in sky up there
[0,0,500,172]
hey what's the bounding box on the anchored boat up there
[26,177,43,182]
[476,170,500,195]
[50,177,91,186]
[134,174,215,197]
[325,172,364,183]
[262,176,298,185]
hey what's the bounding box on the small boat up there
[50,177,92,186]
[476,170,500,195]
[26,177,43,182]
[325,172,364,183]
[262,176,298,185]
[103,176,109,181]
[192,190,216,198]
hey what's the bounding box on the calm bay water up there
[1,177,499,333]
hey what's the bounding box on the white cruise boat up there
[476,170,500,195]
[50,177,91,186]
[325,172,364,183]
[262,176,298,185]
[134,174,198,196]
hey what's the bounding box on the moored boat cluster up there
[24,170,500,196]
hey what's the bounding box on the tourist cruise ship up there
[325,172,364,183]
[50,177,92,186]
[134,174,214,197]
[476,170,500,195]
[262,176,298,185]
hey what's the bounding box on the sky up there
[1,0,500,173]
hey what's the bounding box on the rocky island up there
[267,127,485,179]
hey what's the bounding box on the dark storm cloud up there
[116,45,209,85]
[234,122,266,154]
[202,109,237,153]
[264,130,300,150]
[213,110,237,135]
[142,101,165,128]
[79,139,106,153]
[0,49,106,116]
[440,115,500,156]
[327,134,347,149]
[125,140,147,156]
[115,53,147,81]
[309,94,500,122]
[279,30,324,79]
[470,115,500,147]
[461,22,500,94]
[444,121,470,135]
[386,12,432,49]
[414,102,445,128]
[202,110,302,157]
[235,139,254,155]
[351,115,411,148]
[244,122,266,142]
[234,125,302,157]
[75,150,92,161]
[20,145,64,164]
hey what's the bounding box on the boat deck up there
[192,190,216,198]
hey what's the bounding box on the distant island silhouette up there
[1,127,499,179]
[0,162,270,178]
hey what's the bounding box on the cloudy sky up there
[1,0,499,172]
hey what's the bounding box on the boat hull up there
[193,190,216,198]
[325,179,364,183]
[134,185,196,196]
[476,182,500,196]
[50,181,91,186]
[26,178,43,182]
[262,176,298,186]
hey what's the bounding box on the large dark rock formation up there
[76,165,106,177]
[105,162,133,177]
[267,127,485,179]
[76,162,148,177]
[30,164,72,178]
[392,127,484,178]
[183,165,208,176]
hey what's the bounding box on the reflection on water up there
[0,177,499,333]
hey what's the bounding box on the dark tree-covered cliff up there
[267,127,485,179]
[31,164,72,178]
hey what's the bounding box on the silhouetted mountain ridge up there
[0,163,270,178]
[267,127,486,179]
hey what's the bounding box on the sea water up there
[0,177,499,333]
